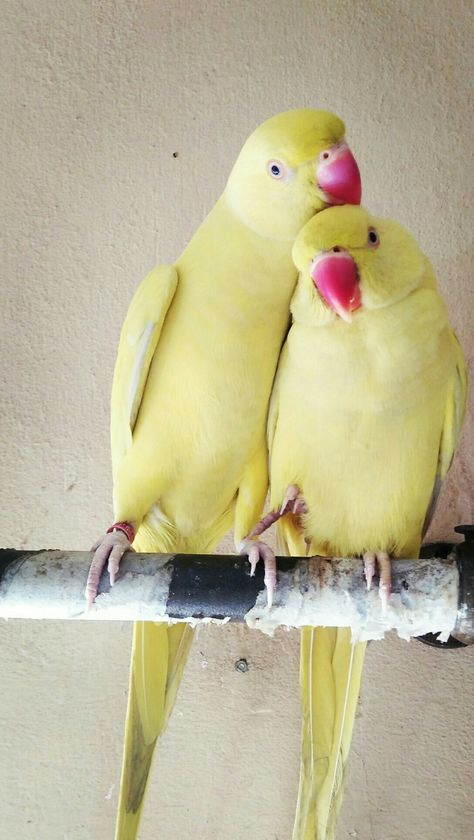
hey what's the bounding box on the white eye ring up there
[368,227,380,248]
[267,159,287,180]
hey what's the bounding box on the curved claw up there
[280,483,308,517]
[85,531,133,607]
[247,485,308,542]
[237,539,277,608]
[363,550,392,612]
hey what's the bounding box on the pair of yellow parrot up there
[87,109,467,840]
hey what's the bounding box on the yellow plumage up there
[110,109,350,839]
[268,205,467,838]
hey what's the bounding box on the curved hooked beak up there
[310,250,361,322]
[316,141,362,206]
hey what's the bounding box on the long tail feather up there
[293,627,366,840]
[114,621,194,840]
[114,505,230,840]
[277,522,366,840]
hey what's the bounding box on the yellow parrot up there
[257,204,466,839]
[85,110,362,839]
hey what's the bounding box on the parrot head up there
[292,205,427,325]
[225,109,361,240]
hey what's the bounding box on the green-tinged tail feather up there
[114,513,229,840]
[114,621,194,840]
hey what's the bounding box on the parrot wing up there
[111,264,178,470]
[267,342,288,462]
[267,371,280,458]
[423,330,467,535]
[437,331,467,479]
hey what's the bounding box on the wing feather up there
[423,330,467,535]
[110,264,178,472]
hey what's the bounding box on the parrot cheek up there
[310,253,361,322]
[316,143,362,206]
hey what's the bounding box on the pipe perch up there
[0,527,473,643]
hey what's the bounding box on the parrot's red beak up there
[310,250,361,322]
[316,142,362,206]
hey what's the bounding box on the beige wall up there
[1,1,473,838]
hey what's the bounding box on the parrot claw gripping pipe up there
[236,539,277,608]
[239,484,309,607]
[363,550,392,611]
[86,529,133,608]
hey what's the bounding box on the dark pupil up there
[369,231,378,243]
[271,164,280,175]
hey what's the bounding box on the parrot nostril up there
[332,246,341,253]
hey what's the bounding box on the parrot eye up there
[368,228,380,248]
[318,147,336,164]
[267,159,287,180]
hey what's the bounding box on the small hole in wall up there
[172,152,178,158]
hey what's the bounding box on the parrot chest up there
[271,301,454,556]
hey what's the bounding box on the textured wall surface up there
[1,1,473,838]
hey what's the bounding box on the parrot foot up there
[279,483,308,517]
[247,509,283,539]
[363,550,391,611]
[85,530,134,606]
[237,539,277,608]
[246,485,307,540]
